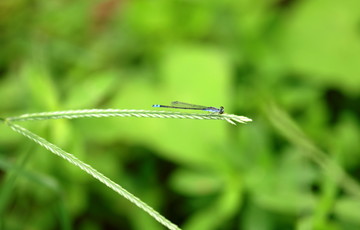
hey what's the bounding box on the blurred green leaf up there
[182,170,243,230]
[169,168,222,196]
[334,197,360,225]
[281,0,360,93]
[64,70,118,109]
[21,60,59,110]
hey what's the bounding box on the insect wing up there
[171,101,208,109]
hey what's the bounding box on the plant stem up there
[6,109,252,125]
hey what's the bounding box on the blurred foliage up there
[0,0,360,229]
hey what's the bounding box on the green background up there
[1,0,360,229]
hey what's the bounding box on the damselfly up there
[152,101,224,114]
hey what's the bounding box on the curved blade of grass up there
[0,144,34,225]
[5,121,181,230]
[266,102,360,198]
[6,109,252,125]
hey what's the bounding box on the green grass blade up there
[5,121,181,230]
[6,109,252,125]
[266,103,360,198]
[0,144,33,226]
